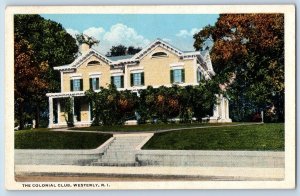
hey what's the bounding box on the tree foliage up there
[107,45,142,56]
[86,83,217,126]
[14,14,78,128]
[85,85,138,126]
[194,14,284,122]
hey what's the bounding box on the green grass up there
[15,129,112,149]
[70,122,240,132]
[142,123,284,151]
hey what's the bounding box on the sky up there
[41,14,219,54]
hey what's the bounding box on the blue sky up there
[41,14,219,54]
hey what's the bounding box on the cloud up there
[66,23,150,54]
[83,27,105,39]
[102,23,150,52]
[176,28,202,38]
[162,38,172,43]
[66,28,80,38]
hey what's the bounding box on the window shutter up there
[96,78,99,89]
[70,80,73,91]
[80,79,83,91]
[141,72,144,86]
[182,69,185,83]
[170,70,174,84]
[130,73,134,86]
[121,76,124,88]
[89,78,92,90]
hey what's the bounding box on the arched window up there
[87,60,101,66]
[152,52,168,58]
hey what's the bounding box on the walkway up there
[51,122,263,134]
[92,133,153,166]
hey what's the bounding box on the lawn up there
[15,129,112,149]
[142,123,284,151]
[70,122,240,132]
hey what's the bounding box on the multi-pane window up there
[170,69,185,84]
[111,75,124,88]
[197,70,202,82]
[89,77,99,90]
[70,78,83,91]
[130,72,144,86]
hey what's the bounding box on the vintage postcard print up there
[5,5,295,190]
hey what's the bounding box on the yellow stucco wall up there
[62,55,111,92]
[58,46,198,124]
[126,46,196,87]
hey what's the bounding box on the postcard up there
[5,5,295,190]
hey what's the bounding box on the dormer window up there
[152,52,168,58]
[87,60,101,66]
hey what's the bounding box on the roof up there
[107,55,134,61]
[54,38,213,74]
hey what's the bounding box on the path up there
[51,122,263,134]
[92,133,153,166]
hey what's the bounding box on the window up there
[152,52,167,58]
[197,70,202,82]
[111,75,124,88]
[87,60,101,66]
[70,78,83,91]
[170,69,185,84]
[130,72,144,86]
[89,77,100,90]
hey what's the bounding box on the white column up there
[57,99,60,124]
[226,99,230,119]
[71,96,75,123]
[48,97,53,128]
[124,65,128,89]
[221,96,226,119]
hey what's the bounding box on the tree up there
[106,45,141,57]
[127,46,142,55]
[14,14,78,128]
[14,37,48,129]
[107,45,127,56]
[193,14,284,122]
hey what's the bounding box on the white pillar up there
[57,99,60,124]
[221,97,226,119]
[48,97,53,128]
[226,99,230,119]
[124,65,128,89]
[71,96,75,123]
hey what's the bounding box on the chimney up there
[80,43,90,55]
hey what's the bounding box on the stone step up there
[92,161,139,167]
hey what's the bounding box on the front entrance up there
[74,97,81,122]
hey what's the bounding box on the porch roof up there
[46,91,86,98]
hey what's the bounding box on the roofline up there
[53,39,211,70]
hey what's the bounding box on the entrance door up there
[74,98,81,122]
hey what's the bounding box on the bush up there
[86,82,218,126]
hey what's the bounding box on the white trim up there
[89,72,102,78]
[169,62,184,67]
[70,73,82,78]
[130,69,144,74]
[110,69,124,76]
[170,66,184,70]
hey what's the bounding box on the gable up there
[139,45,181,61]
[132,39,183,61]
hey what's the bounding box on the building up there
[46,39,231,128]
